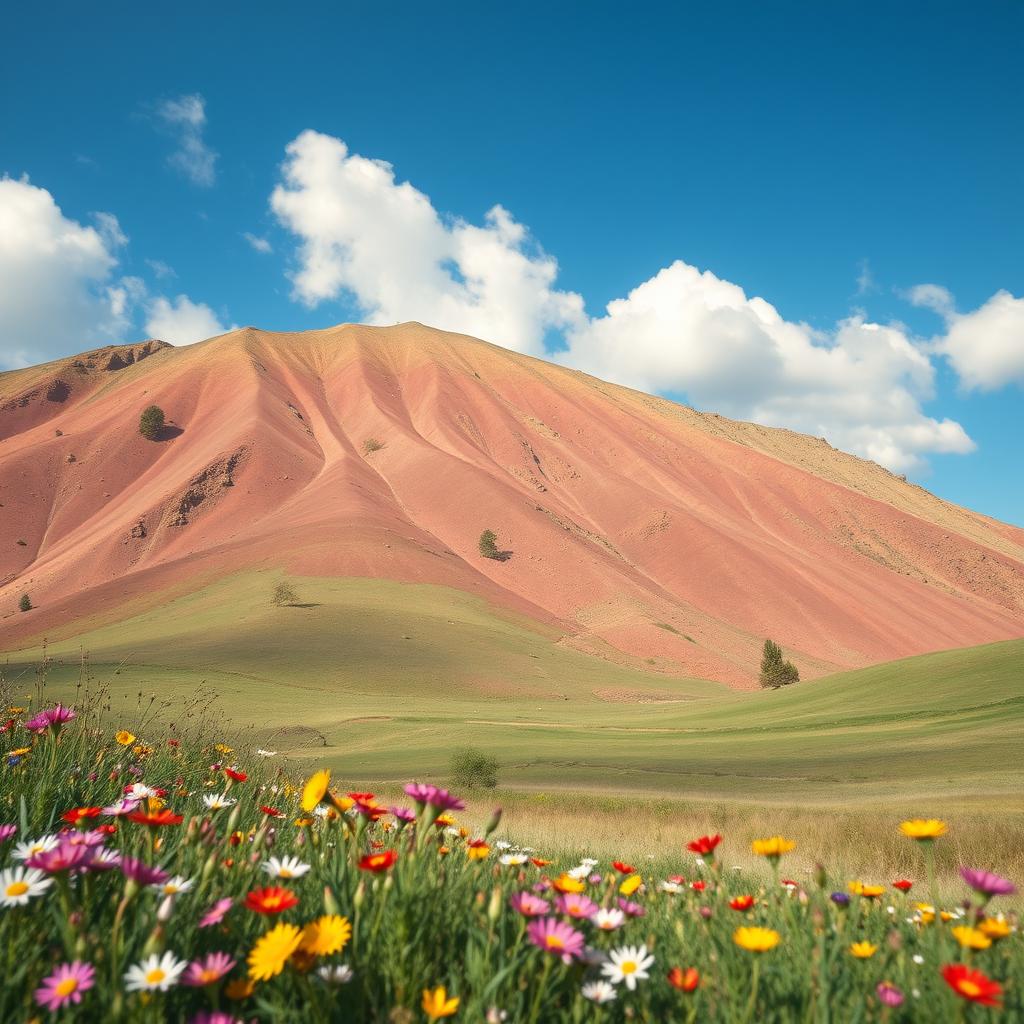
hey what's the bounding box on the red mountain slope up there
[2,323,1022,687]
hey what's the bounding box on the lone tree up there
[18,593,32,613]
[449,747,499,790]
[479,529,502,560]
[139,405,165,441]
[759,638,800,689]
[272,580,300,607]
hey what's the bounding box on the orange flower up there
[127,808,183,827]
[244,886,299,914]
[530,857,552,868]
[941,964,1002,1007]
[667,967,700,992]
[730,895,755,911]
[61,806,102,825]
[466,840,491,860]
[554,873,586,894]
[358,850,398,873]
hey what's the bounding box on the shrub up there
[18,593,32,613]
[363,438,386,454]
[449,747,499,790]
[139,405,165,440]
[271,580,299,607]
[759,638,800,688]
[479,529,501,560]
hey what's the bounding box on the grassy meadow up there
[4,572,1023,896]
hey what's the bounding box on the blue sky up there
[2,2,1022,524]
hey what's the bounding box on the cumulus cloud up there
[0,176,131,369]
[905,283,955,318]
[243,232,273,254]
[270,130,584,354]
[144,295,232,346]
[269,131,980,473]
[157,94,217,187]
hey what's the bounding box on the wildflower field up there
[0,689,1021,1022]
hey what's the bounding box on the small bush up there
[271,581,299,607]
[363,438,385,454]
[449,747,499,790]
[759,638,800,688]
[139,405,165,441]
[479,529,501,560]
[18,594,32,613]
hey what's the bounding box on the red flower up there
[96,823,117,836]
[612,861,635,874]
[530,858,551,868]
[62,807,102,825]
[667,967,700,993]
[686,834,722,856]
[941,964,1002,1007]
[892,879,913,892]
[127,809,183,827]
[167,738,180,747]
[224,768,247,783]
[260,805,284,818]
[348,792,376,802]
[668,875,686,885]
[359,850,398,873]
[730,895,755,911]
[690,880,706,892]
[244,886,299,914]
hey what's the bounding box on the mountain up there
[2,323,1023,688]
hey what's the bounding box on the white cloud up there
[268,131,975,473]
[157,94,217,187]
[935,289,1024,390]
[905,282,955,318]
[270,130,584,354]
[144,294,231,346]
[0,176,130,369]
[145,258,176,280]
[243,232,272,254]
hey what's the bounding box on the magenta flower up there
[34,961,95,1011]
[403,782,435,805]
[510,891,550,916]
[102,798,142,817]
[527,917,585,962]
[61,829,107,848]
[198,897,233,928]
[0,824,16,842]
[555,893,599,919]
[24,704,76,734]
[402,782,465,812]
[876,982,904,1007]
[27,841,93,873]
[183,952,237,986]
[390,805,416,823]
[617,897,645,917]
[959,867,1016,897]
[190,1014,242,1024]
[119,857,169,886]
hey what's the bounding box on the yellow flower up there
[435,812,456,827]
[7,707,26,714]
[899,819,946,840]
[466,842,490,861]
[9,747,31,758]
[301,770,331,812]
[248,923,303,980]
[215,744,234,755]
[751,836,796,859]
[422,986,460,1020]
[299,915,352,957]
[849,881,886,898]
[849,941,878,958]
[951,925,992,951]
[733,926,781,953]
[553,873,586,894]
[914,902,936,925]
[619,874,643,896]
[115,730,136,746]
[294,817,314,828]
[978,915,1013,940]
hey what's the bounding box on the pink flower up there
[959,867,1016,897]
[509,891,550,916]
[876,982,904,1007]
[102,798,142,817]
[24,704,76,734]
[27,841,93,874]
[402,782,465,812]
[0,824,16,842]
[183,952,237,986]
[190,1015,243,1024]
[555,893,599,919]
[198,897,233,928]
[34,961,95,1011]
[617,897,645,917]
[389,806,416,823]
[119,857,169,886]
[527,916,585,962]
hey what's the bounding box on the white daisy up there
[580,858,599,868]
[202,792,236,810]
[317,964,353,984]
[601,945,655,990]
[659,880,683,895]
[261,855,311,880]
[123,951,188,992]
[125,783,159,799]
[567,865,590,880]
[152,875,193,896]
[12,835,59,862]
[581,980,617,1003]
[593,908,625,930]
[256,749,278,757]
[499,854,528,866]
[494,840,512,851]
[0,866,52,906]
